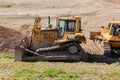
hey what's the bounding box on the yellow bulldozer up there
[90,21,120,56]
[15,16,87,61]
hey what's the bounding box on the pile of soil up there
[0,26,23,53]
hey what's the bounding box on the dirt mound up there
[0,26,23,53]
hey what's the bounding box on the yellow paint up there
[30,16,86,48]
[91,22,120,48]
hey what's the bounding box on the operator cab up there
[58,19,81,38]
[110,23,120,36]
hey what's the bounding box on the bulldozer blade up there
[15,46,24,61]
[15,46,42,61]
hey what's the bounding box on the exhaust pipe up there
[48,16,50,25]
[48,16,52,28]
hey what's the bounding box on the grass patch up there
[58,72,78,80]
[0,54,119,80]
[113,72,120,78]
[58,70,93,80]
[1,4,13,8]
[40,68,93,80]
[24,14,30,16]
[11,69,38,80]
[78,70,93,75]
[41,68,65,78]
[2,54,14,59]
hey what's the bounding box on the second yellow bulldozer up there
[15,16,87,61]
[90,21,120,56]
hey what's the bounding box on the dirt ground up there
[1,0,120,80]
[0,0,120,55]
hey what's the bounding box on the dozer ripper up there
[90,21,120,56]
[15,16,87,61]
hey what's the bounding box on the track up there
[36,42,78,52]
[15,40,87,61]
[94,38,111,56]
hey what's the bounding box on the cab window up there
[66,21,75,31]
[79,21,82,31]
[110,24,120,36]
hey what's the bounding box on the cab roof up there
[111,21,120,24]
[58,16,81,20]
